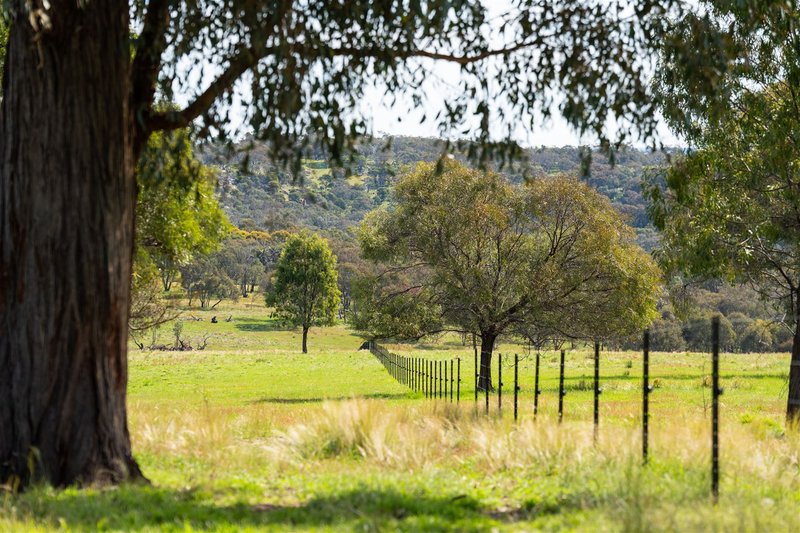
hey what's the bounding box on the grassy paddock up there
[2,302,798,531]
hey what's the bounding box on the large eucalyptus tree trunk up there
[0,1,143,488]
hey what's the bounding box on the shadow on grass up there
[250,392,411,404]
[233,317,291,333]
[545,372,786,384]
[10,485,497,531]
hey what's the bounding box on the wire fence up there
[367,318,744,502]
[369,342,461,403]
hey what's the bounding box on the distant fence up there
[366,317,726,502]
[368,342,461,403]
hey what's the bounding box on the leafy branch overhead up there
[131,0,685,168]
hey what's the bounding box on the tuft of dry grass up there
[130,396,796,490]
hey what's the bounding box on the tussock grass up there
[4,303,799,531]
[5,396,800,531]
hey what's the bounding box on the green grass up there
[3,300,799,531]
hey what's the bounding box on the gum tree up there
[0,0,687,488]
[355,161,660,390]
[267,233,340,353]
[649,2,800,419]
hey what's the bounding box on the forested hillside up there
[197,137,787,354]
[202,136,664,251]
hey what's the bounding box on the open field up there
[3,301,799,531]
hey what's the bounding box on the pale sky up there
[353,0,684,149]
[184,0,684,149]
[360,80,683,149]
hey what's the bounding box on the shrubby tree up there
[355,161,660,389]
[129,248,171,342]
[215,230,274,298]
[267,233,341,353]
[137,130,229,293]
[739,320,776,354]
[682,313,735,353]
[649,315,686,352]
[180,257,239,309]
[726,312,754,351]
[326,231,371,321]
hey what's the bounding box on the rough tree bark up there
[302,325,309,353]
[0,1,144,487]
[477,329,497,391]
[788,316,800,422]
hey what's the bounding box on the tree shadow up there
[11,485,500,531]
[233,317,291,333]
[250,392,412,404]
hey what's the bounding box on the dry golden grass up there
[132,396,800,489]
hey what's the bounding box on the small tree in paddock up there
[267,233,341,353]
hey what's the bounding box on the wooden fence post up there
[428,360,432,399]
[430,360,434,399]
[422,359,426,398]
[450,359,454,402]
[593,341,601,443]
[457,358,461,404]
[434,361,438,400]
[444,360,448,400]
[474,349,478,403]
[484,359,490,415]
[534,351,541,419]
[514,353,519,422]
[439,360,443,399]
[498,353,503,416]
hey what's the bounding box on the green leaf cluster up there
[649,3,800,320]
[136,130,230,268]
[131,129,230,328]
[354,160,661,344]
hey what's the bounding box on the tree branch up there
[147,46,262,132]
[146,38,542,133]
[131,0,174,152]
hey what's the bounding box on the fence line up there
[366,317,725,501]
[368,341,461,404]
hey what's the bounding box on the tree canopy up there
[131,0,683,166]
[267,232,341,353]
[355,160,660,388]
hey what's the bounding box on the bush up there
[650,317,686,352]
